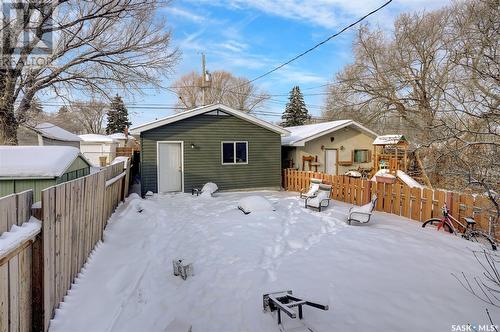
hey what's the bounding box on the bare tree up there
[323,8,454,141]
[69,100,107,134]
[1,0,179,144]
[322,0,499,202]
[173,70,269,112]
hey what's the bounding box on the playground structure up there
[372,135,409,173]
[372,135,431,188]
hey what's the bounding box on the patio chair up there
[305,184,332,212]
[299,178,322,199]
[347,195,378,225]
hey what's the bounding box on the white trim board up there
[130,104,289,136]
[156,141,184,193]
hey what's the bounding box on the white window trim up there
[221,141,249,165]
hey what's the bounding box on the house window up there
[221,141,248,164]
[354,149,370,163]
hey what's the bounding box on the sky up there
[99,0,453,126]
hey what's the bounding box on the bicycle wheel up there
[467,231,497,251]
[422,218,453,233]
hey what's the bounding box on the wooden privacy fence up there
[283,169,498,239]
[0,158,131,332]
[0,190,38,332]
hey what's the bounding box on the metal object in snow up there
[173,259,194,280]
[263,290,329,326]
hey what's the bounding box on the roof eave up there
[130,104,290,136]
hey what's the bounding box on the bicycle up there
[421,203,497,251]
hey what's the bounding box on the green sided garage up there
[0,146,92,201]
[130,104,289,195]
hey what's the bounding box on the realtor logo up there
[1,0,56,67]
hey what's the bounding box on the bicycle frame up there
[436,205,467,235]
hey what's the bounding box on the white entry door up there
[325,149,337,175]
[158,142,183,192]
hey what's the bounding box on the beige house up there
[282,120,378,175]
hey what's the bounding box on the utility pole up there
[201,52,207,106]
[200,52,211,106]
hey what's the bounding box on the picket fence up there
[283,169,498,239]
[0,158,131,332]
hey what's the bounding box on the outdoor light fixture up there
[191,143,196,149]
[340,145,345,151]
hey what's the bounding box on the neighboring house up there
[130,104,289,195]
[79,134,118,166]
[282,120,378,175]
[107,132,136,148]
[17,122,81,148]
[0,146,91,201]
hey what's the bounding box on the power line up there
[239,0,393,86]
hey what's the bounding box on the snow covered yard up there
[49,191,499,332]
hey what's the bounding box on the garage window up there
[221,141,248,164]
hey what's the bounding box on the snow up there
[200,182,218,197]
[344,170,362,178]
[111,156,129,168]
[0,217,41,256]
[371,170,425,189]
[373,134,406,145]
[79,134,115,143]
[0,146,81,178]
[108,133,130,140]
[396,170,425,189]
[305,190,330,208]
[303,183,320,198]
[238,195,275,214]
[49,191,500,332]
[34,122,81,142]
[281,120,351,146]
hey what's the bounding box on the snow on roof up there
[282,120,378,146]
[130,104,289,135]
[373,135,407,145]
[34,122,81,142]
[108,133,135,140]
[79,134,115,143]
[0,146,84,178]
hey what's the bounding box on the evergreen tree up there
[106,95,131,134]
[280,86,310,127]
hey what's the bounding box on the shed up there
[0,146,91,201]
[17,122,81,148]
[79,134,118,166]
[130,104,289,194]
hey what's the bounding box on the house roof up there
[373,135,407,145]
[129,104,289,135]
[33,122,81,142]
[108,133,135,140]
[281,120,378,146]
[0,146,89,178]
[79,134,115,143]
